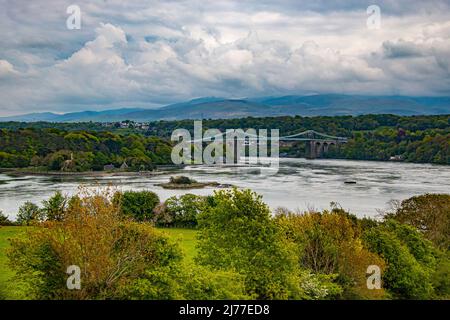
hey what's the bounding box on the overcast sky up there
[1,0,450,116]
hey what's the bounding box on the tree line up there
[0,114,449,166]
[146,114,449,164]
[0,128,172,171]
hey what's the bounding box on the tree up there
[164,194,208,228]
[363,220,435,299]
[196,188,302,299]
[16,202,42,225]
[152,202,173,227]
[41,191,67,221]
[384,194,450,250]
[114,190,160,221]
[7,188,182,300]
[170,176,196,185]
[275,210,386,299]
[0,210,15,226]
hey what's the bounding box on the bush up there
[431,255,450,298]
[196,188,303,299]
[119,264,250,300]
[8,188,181,299]
[114,190,160,221]
[298,271,343,300]
[275,210,387,299]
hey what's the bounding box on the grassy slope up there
[0,226,198,299]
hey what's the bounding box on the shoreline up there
[1,157,448,178]
[0,166,184,177]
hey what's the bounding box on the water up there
[0,158,449,220]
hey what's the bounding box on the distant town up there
[100,120,150,131]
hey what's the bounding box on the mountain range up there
[2,94,450,122]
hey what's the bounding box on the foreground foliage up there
[196,188,303,299]
[4,188,449,300]
[7,189,247,299]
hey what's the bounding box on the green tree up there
[16,202,42,225]
[0,210,15,226]
[275,210,386,299]
[196,188,302,299]
[120,264,250,300]
[164,194,208,228]
[41,191,67,221]
[363,220,435,299]
[114,190,160,221]
[385,194,450,250]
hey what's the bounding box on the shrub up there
[119,264,250,300]
[431,255,450,298]
[275,210,386,299]
[298,271,343,300]
[8,188,181,299]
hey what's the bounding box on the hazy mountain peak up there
[1,95,449,123]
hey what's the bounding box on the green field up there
[0,226,198,300]
[158,227,198,262]
[0,226,27,299]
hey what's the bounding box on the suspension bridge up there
[278,130,348,159]
[184,129,348,160]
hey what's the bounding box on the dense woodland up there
[145,114,449,164]
[0,128,172,171]
[0,114,449,169]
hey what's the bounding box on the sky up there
[1,0,450,116]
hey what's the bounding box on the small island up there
[157,176,233,189]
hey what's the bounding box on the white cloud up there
[0,0,449,115]
[0,60,17,77]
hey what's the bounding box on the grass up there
[0,226,28,299]
[0,225,199,299]
[157,227,198,263]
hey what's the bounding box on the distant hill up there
[2,95,449,122]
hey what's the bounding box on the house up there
[103,164,115,171]
[389,155,403,161]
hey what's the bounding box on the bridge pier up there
[306,140,339,159]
